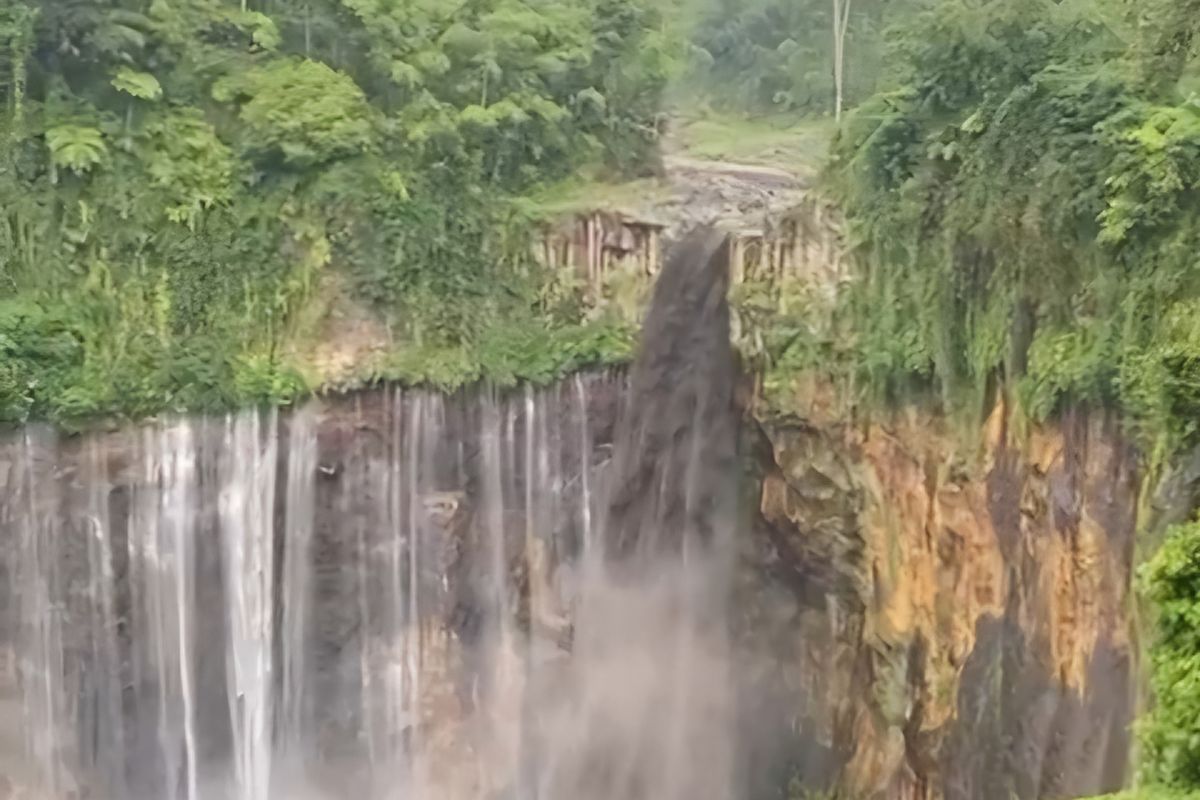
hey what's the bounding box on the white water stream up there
[0,369,736,800]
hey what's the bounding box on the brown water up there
[0,227,742,800]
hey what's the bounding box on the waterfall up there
[531,227,739,800]
[15,427,71,799]
[278,406,317,762]
[221,410,279,800]
[0,228,738,800]
[0,371,632,800]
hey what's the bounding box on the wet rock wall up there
[745,398,1138,800]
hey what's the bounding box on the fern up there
[45,125,108,175]
[0,0,668,422]
[111,67,162,101]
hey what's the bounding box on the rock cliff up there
[743,395,1137,799]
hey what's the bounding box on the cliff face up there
[0,376,1139,800]
[0,198,1140,800]
[744,397,1138,799]
[0,377,629,800]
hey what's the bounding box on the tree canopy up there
[824,6,1200,790]
[820,0,1200,469]
[0,0,672,420]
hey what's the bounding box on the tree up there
[1140,520,1200,790]
[683,0,909,117]
[0,4,36,130]
[832,0,851,120]
[0,0,673,419]
[1133,0,1200,92]
[211,58,377,167]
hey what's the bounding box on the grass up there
[519,171,673,219]
[520,108,837,223]
[667,106,837,175]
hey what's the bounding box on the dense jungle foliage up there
[821,0,1200,793]
[0,0,675,421]
[0,0,898,424]
[823,0,1200,469]
[1140,520,1200,792]
[4,0,1200,792]
[680,0,911,115]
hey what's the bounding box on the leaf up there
[960,110,986,134]
[459,104,499,130]
[575,87,607,112]
[245,11,281,50]
[441,23,490,58]
[380,170,410,201]
[390,60,424,89]
[111,68,163,101]
[776,38,801,58]
[414,50,452,78]
[143,110,236,227]
[214,59,377,167]
[92,20,148,58]
[45,125,108,175]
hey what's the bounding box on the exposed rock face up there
[0,380,1138,800]
[744,398,1137,800]
[0,376,628,800]
[538,195,845,326]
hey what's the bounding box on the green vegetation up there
[517,172,671,216]
[379,317,635,391]
[821,1,1200,795]
[0,0,672,422]
[815,0,1200,467]
[0,0,918,425]
[1139,520,1200,790]
[670,109,835,172]
[1,0,1199,793]
[679,0,915,118]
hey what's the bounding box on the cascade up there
[0,371,645,799]
[0,227,1146,800]
[0,228,737,800]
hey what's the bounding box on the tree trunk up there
[7,11,31,135]
[832,0,852,121]
[304,4,312,57]
[10,48,24,129]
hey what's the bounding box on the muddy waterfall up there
[0,229,1136,800]
[0,229,739,800]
